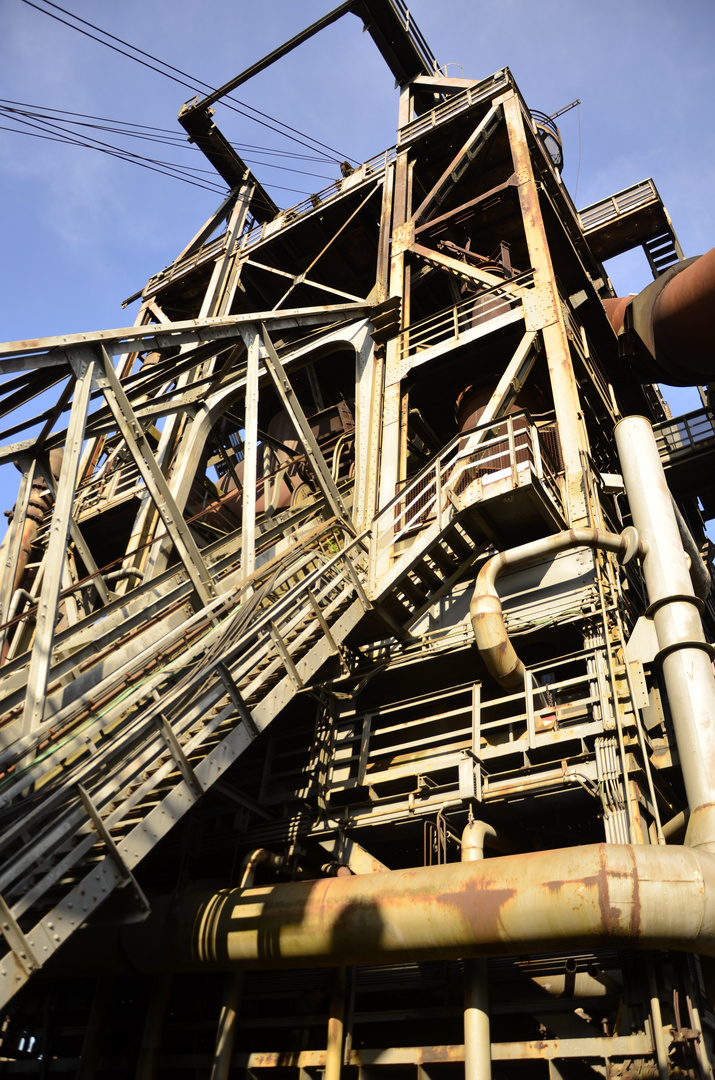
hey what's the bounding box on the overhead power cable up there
[18,0,359,165]
[0,102,338,184]
[2,99,334,161]
[0,112,319,199]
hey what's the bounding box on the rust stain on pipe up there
[604,246,715,384]
[58,842,715,976]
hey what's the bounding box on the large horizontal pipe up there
[61,843,715,975]
[603,246,715,385]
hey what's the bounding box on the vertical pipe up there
[325,966,346,1080]
[134,974,172,1080]
[210,973,244,1080]
[211,849,287,1080]
[615,416,715,852]
[646,962,669,1080]
[462,820,495,1080]
[241,329,260,580]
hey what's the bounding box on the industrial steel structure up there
[2,2,715,1077]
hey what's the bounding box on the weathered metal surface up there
[0,2,714,1072]
[55,843,715,975]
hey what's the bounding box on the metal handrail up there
[370,413,563,586]
[578,179,657,233]
[0,529,369,926]
[239,148,396,252]
[654,407,715,458]
[398,70,511,145]
[397,271,533,362]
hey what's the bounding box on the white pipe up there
[615,416,715,852]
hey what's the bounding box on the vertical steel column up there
[379,85,412,514]
[210,973,244,1080]
[501,92,589,525]
[615,415,715,852]
[199,180,254,319]
[241,328,260,579]
[134,974,172,1080]
[462,820,495,1080]
[21,351,94,734]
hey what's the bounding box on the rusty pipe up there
[75,842,715,976]
[198,843,715,965]
[239,848,287,889]
[211,849,288,1080]
[604,246,715,385]
[0,449,63,616]
[469,527,646,690]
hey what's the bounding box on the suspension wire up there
[0,103,337,183]
[0,117,226,194]
[0,98,333,161]
[18,0,359,164]
[0,116,317,199]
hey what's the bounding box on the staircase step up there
[411,561,443,593]
[429,544,460,575]
[444,526,475,559]
[397,577,425,607]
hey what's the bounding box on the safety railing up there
[239,148,397,253]
[398,69,511,145]
[396,271,532,364]
[143,148,397,298]
[0,525,368,929]
[388,0,439,76]
[143,234,226,300]
[370,413,563,584]
[479,649,613,757]
[654,407,715,461]
[72,458,144,519]
[578,179,658,233]
[290,646,616,808]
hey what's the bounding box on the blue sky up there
[1,0,714,515]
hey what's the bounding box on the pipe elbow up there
[470,528,645,690]
[470,591,525,690]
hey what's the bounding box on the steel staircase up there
[0,413,566,1004]
[369,413,567,630]
[0,518,370,1005]
[642,230,682,276]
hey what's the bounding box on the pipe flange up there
[618,525,642,565]
[655,638,715,664]
[646,592,705,617]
